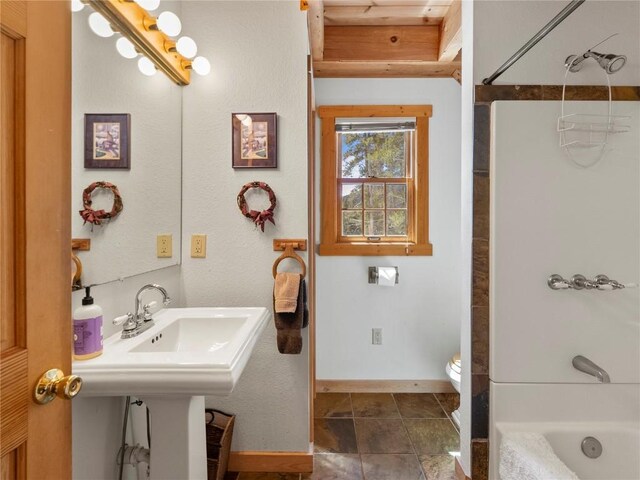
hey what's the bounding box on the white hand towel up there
[499,432,580,480]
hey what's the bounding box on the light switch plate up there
[191,234,207,258]
[157,235,172,258]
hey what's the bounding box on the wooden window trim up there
[318,105,433,256]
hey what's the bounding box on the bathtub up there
[490,383,640,480]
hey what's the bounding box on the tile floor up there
[226,392,460,480]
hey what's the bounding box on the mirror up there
[71,5,182,286]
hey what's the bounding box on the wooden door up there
[1,1,71,478]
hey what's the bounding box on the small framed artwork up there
[232,113,277,168]
[84,113,131,169]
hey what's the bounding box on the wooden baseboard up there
[316,379,455,393]
[455,458,471,480]
[228,451,313,473]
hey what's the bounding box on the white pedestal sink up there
[73,307,270,480]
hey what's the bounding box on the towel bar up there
[272,239,307,278]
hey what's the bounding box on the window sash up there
[338,178,414,243]
[337,129,414,243]
[335,122,416,133]
[337,130,414,180]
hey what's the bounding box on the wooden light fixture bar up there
[87,0,191,85]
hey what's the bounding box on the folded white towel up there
[499,432,579,480]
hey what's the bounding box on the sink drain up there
[581,436,602,459]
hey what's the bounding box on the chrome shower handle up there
[548,274,573,290]
[594,275,638,290]
[594,274,620,290]
[549,273,638,291]
[571,274,597,290]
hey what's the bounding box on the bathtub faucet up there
[572,355,611,383]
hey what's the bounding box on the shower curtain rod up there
[482,0,586,85]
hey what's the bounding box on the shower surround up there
[488,99,639,479]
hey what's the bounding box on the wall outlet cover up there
[191,234,207,258]
[156,234,172,258]
[372,328,383,345]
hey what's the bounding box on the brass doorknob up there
[34,368,83,405]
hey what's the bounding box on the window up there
[318,105,433,256]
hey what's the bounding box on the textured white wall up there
[474,0,640,85]
[314,78,462,381]
[72,5,182,285]
[180,1,310,451]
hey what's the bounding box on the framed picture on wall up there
[232,113,277,168]
[84,113,131,169]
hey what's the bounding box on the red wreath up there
[237,181,277,232]
[79,181,124,226]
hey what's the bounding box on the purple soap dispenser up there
[73,286,104,360]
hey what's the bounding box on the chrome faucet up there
[572,355,611,383]
[113,284,172,339]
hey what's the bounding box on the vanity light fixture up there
[71,0,86,12]
[88,12,115,37]
[137,56,157,76]
[116,37,138,59]
[190,56,211,76]
[81,0,210,85]
[176,36,197,59]
[134,0,160,11]
[156,11,182,37]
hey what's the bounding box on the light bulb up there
[135,0,160,11]
[192,56,210,76]
[176,36,197,59]
[88,12,114,38]
[137,57,157,76]
[71,0,85,12]
[116,37,138,59]
[156,11,181,37]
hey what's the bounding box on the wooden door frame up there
[1,2,72,477]
[307,54,317,445]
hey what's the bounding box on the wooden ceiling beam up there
[324,6,448,26]
[438,0,461,62]
[308,0,325,61]
[314,60,461,78]
[324,0,452,6]
[310,0,463,79]
[324,25,439,62]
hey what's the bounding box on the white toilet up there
[445,353,461,428]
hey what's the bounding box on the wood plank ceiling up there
[308,0,461,80]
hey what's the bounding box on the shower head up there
[565,50,627,74]
[587,51,627,73]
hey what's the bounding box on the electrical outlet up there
[156,234,172,258]
[372,328,383,345]
[191,234,207,258]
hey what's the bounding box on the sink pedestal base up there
[142,395,207,480]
